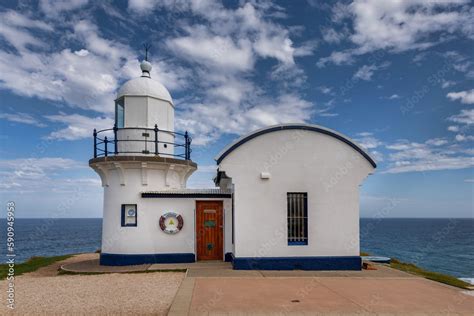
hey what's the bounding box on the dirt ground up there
[0,254,185,315]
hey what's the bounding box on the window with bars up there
[287,192,308,245]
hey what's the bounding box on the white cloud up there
[39,0,89,16]
[0,10,53,52]
[134,1,313,144]
[353,62,390,81]
[176,93,313,145]
[0,15,135,114]
[354,132,384,161]
[425,138,448,146]
[320,1,474,66]
[0,112,46,127]
[441,80,456,89]
[45,113,114,140]
[293,40,318,57]
[161,1,299,67]
[447,89,474,104]
[321,27,345,44]
[355,132,383,150]
[388,94,400,100]
[0,14,190,118]
[383,138,474,173]
[447,125,460,132]
[455,134,474,142]
[317,50,353,67]
[353,65,376,81]
[0,3,313,146]
[167,30,254,72]
[448,109,474,125]
[0,157,81,186]
[0,157,97,193]
[350,0,473,53]
[317,86,333,95]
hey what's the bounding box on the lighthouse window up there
[116,99,124,128]
[287,193,308,245]
[121,204,137,227]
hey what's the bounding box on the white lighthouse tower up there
[90,57,197,265]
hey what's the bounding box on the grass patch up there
[390,258,471,289]
[360,251,371,256]
[0,255,72,280]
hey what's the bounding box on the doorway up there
[196,201,223,260]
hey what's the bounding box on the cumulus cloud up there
[0,10,53,52]
[353,62,390,81]
[447,125,460,132]
[318,0,474,66]
[130,0,315,144]
[0,14,131,114]
[0,157,97,192]
[383,137,474,173]
[317,86,333,95]
[448,109,474,125]
[353,132,384,162]
[167,29,254,72]
[316,50,354,67]
[447,89,474,104]
[455,134,474,142]
[321,27,346,44]
[45,113,114,140]
[1,2,314,146]
[441,80,456,89]
[176,93,314,145]
[39,0,89,16]
[0,112,46,127]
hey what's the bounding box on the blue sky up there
[0,0,473,218]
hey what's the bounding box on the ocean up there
[1,218,472,280]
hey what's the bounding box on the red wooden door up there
[196,201,223,260]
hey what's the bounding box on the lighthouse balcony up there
[93,125,192,160]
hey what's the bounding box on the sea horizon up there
[1,218,472,281]
[7,217,474,219]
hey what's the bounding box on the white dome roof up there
[116,60,173,104]
[117,77,173,103]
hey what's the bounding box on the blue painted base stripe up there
[224,252,234,262]
[100,253,195,266]
[232,256,361,271]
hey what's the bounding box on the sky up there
[0,0,473,218]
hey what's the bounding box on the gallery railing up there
[93,124,192,160]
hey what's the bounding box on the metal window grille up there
[287,192,308,245]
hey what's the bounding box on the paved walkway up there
[62,257,474,315]
[165,261,474,315]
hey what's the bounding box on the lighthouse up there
[90,58,198,265]
[89,55,374,269]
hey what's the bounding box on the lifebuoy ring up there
[159,212,184,234]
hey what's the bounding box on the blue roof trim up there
[215,124,377,168]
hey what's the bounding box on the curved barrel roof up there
[214,123,377,168]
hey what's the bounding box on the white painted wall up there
[96,162,232,257]
[217,128,374,258]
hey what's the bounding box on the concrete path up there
[61,256,474,315]
[167,263,474,315]
[185,277,474,315]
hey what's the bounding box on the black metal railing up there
[93,124,192,160]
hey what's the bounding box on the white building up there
[90,60,376,270]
